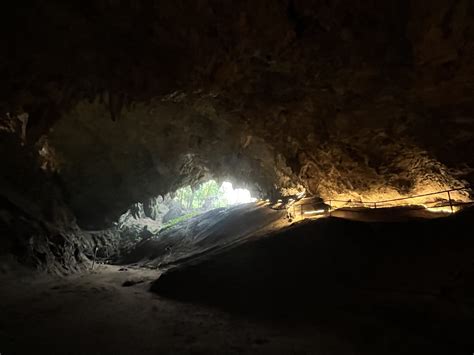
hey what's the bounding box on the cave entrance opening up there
[117,180,256,237]
[172,180,256,214]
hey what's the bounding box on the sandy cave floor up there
[0,264,361,355]
[1,262,467,355]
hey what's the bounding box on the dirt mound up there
[152,208,474,351]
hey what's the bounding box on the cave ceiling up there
[1,0,473,227]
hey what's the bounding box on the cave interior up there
[1,1,474,354]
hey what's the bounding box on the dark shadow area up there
[152,208,474,353]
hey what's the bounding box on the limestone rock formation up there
[0,0,473,269]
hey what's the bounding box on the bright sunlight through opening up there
[221,181,256,205]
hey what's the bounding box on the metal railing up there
[290,187,473,218]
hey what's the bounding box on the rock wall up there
[0,132,119,273]
[0,0,473,263]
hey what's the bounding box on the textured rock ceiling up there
[1,0,473,228]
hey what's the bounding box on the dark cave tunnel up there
[1,1,474,354]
